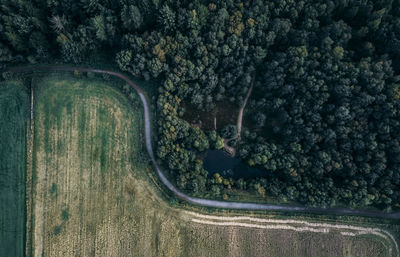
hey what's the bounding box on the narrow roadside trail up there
[223,75,254,156]
[4,65,400,220]
[236,76,254,137]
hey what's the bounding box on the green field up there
[0,81,28,257]
[25,73,396,257]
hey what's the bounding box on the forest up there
[1,0,400,210]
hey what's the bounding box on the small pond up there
[202,150,266,179]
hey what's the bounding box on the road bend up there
[4,65,400,220]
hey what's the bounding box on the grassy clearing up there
[29,73,396,257]
[0,81,28,257]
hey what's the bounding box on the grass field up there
[28,73,397,257]
[0,81,28,257]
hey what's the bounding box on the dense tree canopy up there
[1,0,400,210]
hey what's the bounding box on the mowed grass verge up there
[0,81,28,257]
[30,73,395,257]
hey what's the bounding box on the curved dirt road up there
[4,65,400,220]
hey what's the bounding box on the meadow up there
[24,73,398,257]
[0,81,28,257]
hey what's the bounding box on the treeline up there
[1,0,400,210]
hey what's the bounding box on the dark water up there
[203,150,265,179]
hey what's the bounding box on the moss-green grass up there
[0,81,28,257]
[25,73,397,257]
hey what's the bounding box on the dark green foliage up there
[61,209,69,221]
[51,183,58,196]
[220,125,237,139]
[0,81,28,257]
[118,0,400,209]
[253,112,266,127]
[53,225,62,235]
[121,5,143,31]
[2,0,400,210]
